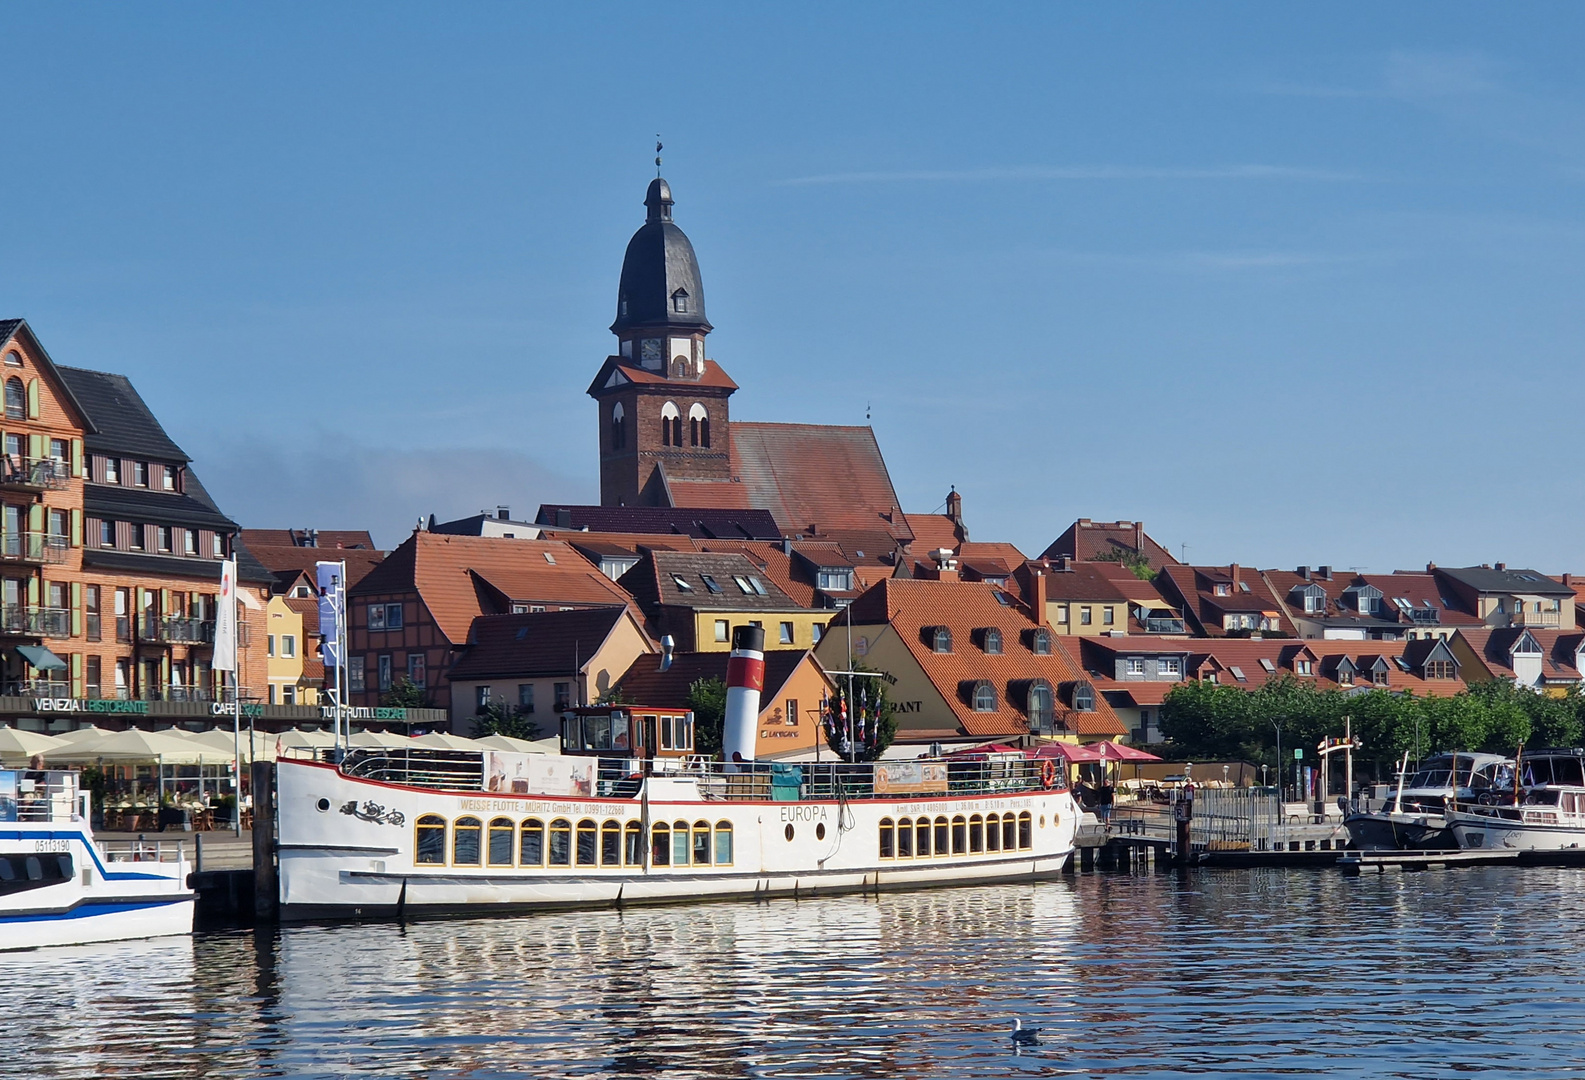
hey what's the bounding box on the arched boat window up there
[951,814,967,855]
[453,816,482,865]
[916,818,932,858]
[878,817,895,859]
[415,815,446,865]
[1018,811,1033,850]
[692,820,712,865]
[651,822,671,866]
[519,818,545,866]
[896,817,913,858]
[714,821,734,865]
[548,819,572,866]
[672,820,690,867]
[575,819,598,866]
[625,821,644,865]
[601,820,622,866]
[488,817,515,866]
[933,816,950,857]
[985,813,1001,852]
[1002,815,1018,852]
[969,814,984,853]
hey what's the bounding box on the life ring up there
[1040,759,1057,789]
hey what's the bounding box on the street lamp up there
[1272,719,1284,801]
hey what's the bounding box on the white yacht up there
[1,769,194,951]
[1342,752,1508,850]
[1449,750,1585,852]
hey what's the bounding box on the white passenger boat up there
[1448,750,1585,852]
[1,769,194,951]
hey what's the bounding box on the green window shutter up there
[27,504,42,531]
[27,433,40,460]
[70,652,82,697]
[71,582,81,636]
[160,588,171,615]
[25,379,38,420]
[27,577,38,605]
[70,508,81,547]
[71,438,83,478]
[160,654,170,684]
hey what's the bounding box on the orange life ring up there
[1040,759,1057,789]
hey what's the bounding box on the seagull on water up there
[1010,1019,1041,1046]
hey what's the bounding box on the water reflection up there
[13,869,1585,1077]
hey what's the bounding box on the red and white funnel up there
[722,624,765,764]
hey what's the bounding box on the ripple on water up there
[8,868,1585,1078]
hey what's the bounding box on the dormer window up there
[1031,627,1051,655]
[1214,583,1230,596]
[672,289,689,314]
[1373,668,1389,686]
[1426,660,1455,679]
[972,681,997,712]
[932,626,952,653]
[982,628,1002,655]
[1072,682,1095,712]
[619,295,629,319]
[1027,680,1053,731]
[817,569,853,592]
[1295,658,1313,676]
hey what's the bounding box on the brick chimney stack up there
[1031,565,1047,620]
[1230,563,1241,587]
[1134,520,1144,555]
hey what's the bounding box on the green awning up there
[16,645,67,671]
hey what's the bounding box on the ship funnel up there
[721,624,764,766]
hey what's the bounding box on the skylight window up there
[747,576,768,596]
[993,590,1012,606]
[1259,658,1276,673]
[672,575,693,592]
[543,552,556,564]
[1230,666,1247,682]
[732,575,753,594]
[700,574,723,594]
[1238,581,1251,593]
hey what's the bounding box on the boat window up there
[1002,815,1017,851]
[933,816,950,858]
[652,822,671,866]
[896,817,913,857]
[548,819,572,866]
[693,820,712,865]
[879,818,895,859]
[951,815,967,855]
[714,821,734,865]
[915,817,932,857]
[1018,811,1033,850]
[453,817,482,865]
[576,820,599,866]
[985,813,1001,852]
[487,817,515,866]
[969,814,984,853]
[601,820,622,866]
[625,821,644,865]
[673,820,690,866]
[674,713,693,752]
[520,818,545,866]
[415,814,447,865]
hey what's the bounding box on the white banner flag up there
[215,557,238,672]
[315,561,344,668]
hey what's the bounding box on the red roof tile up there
[1040,519,1178,570]
[730,422,910,540]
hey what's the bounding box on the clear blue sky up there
[3,4,1582,572]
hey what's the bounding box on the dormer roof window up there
[672,288,689,314]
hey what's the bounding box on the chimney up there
[1297,566,1309,580]
[1427,561,1437,572]
[1230,563,1240,587]
[929,547,959,582]
[1565,573,1573,587]
[659,634,674,672]
[781,537,793,556]
[1134,521,1144,554]
[1078,518,1092,526]
[1318,565,1332,581]
[1495,562,1507,572]
[307,528,319,548]
[1030,565,1047,617]
[497,506,511,521]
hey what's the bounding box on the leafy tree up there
[688,677,728,757]
[380,677,434,710]
[1092,548,1155,581]
[473,701,541,741]
[821,662,899,762]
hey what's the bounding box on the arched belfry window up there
[672,288,689,314]
[610,402,626,450]
[660,401,682,447]
[688,403,709,448]
[3,378,22,420]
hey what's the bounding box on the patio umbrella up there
[1093,740,1162,763]
[55,725,114,745]
[350,730,411,749]
[474,733,542,752]
[53,727,211,764]
[411,731,483,751]
[277,727,337,749]
[0,725,69,762]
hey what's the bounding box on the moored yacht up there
[1449,749,1585,851]
[1,769,194,951]
[1342,752,1508,850]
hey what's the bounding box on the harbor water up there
[10,867,1585,1079]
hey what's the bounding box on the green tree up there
[380,677,434,710]
[473,700,541,741]
[1092,548,1155,581]
[687,677,728,757]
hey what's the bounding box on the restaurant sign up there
[32,698,150,715]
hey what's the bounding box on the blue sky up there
[2,5,1583,572]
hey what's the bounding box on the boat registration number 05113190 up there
[33,839,70,852]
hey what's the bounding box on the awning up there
[1031,740,1164,764]
[16,645,67,671]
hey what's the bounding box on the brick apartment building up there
[0,319,273,723]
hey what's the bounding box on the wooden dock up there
[1339,849,1520,874]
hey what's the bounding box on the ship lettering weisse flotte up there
[272,679,1078,919]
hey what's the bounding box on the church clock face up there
[640,338,663,369]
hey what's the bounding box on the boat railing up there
[98,839,187,864]
[1,769,82,824]
[340,748,486,791]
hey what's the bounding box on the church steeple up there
[612,176,711,379]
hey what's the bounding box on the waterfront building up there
[616,549,827,652]
[345,532,633,712]
[899,489,1027,586]
[613,647,834,758]
[0,319,274,727]
[1012,558,1134,637]
[444,606,652,731]
[264,593,321,706]
[1430,564,1577,631]
[1155,563,1296,637]
[812,561,1127,750]
[1040,518,1179,571]
[1449,627,1584,695]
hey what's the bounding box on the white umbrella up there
[475,733,542,753]
[55,725,114,745]
[52,727,211,764]
[411,732,482,751]
[350,730,411,749]
[0,725,69,761]
[277,727,337,749]
[174,726,277,762]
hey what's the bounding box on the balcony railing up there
[136,615,217,644]
[0,456,70,491]
[0,604,69,637]
[6,679,69,697]
[1513,609,1563,629]
[1143,617,1186,634]
[0,532,68,564]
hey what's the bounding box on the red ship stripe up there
[726,655,765,691]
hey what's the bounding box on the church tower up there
[587,177,737,507]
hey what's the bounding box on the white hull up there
[1451,812,1585,852]
[1,822,194,952]
[276,759,1079,920]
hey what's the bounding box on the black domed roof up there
[611,177,711,335]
